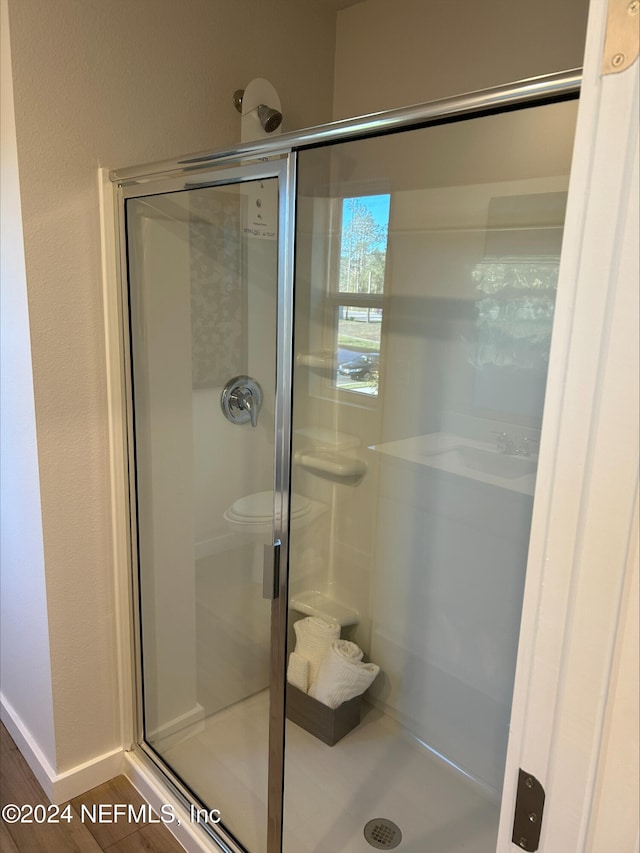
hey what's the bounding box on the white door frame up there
[497,0,639,849]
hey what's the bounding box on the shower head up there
[234,79,282,141]
[257,104,283,133]
[233,89,283,133]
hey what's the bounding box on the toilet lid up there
[229,490,311,522]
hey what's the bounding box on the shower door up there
[123,158,294,853]
[283,97,578,852]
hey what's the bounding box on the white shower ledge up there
[370,432,537,496]
[290,590,359,627]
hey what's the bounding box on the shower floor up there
[162,689,499,853]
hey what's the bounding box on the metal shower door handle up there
[220,375,263,427]
[263,540,281,600]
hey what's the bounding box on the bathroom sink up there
[424,444,537,479]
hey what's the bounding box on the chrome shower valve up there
[221,375,263,428]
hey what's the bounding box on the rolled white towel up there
[287,652,309,693]
[325,639,363,663]
[309,640,380,709]
[293,616,341,688]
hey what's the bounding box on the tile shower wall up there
[192,190,276,557]
[191,188,278,716]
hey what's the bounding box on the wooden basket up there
[285,684,361,746]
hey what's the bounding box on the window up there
[331,195,390,397]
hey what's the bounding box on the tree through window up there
[339,197,388,296]
[334,195,389,397]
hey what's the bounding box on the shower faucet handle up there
[221,376,263,428]
[238,387,258,428]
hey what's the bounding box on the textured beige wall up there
[333,0,589,118]
[5,0,336,774]
[0,0,56,773]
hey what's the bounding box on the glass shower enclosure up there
[116,73,579,853]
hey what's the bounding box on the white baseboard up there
[50,747,125,805]
[1,693,58,798]
[1,692,124,804]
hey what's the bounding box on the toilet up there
[223,491,314,582]
[224,490,312,535]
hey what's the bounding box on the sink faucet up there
[518,436,539,457]
[494,431,538,456]
[495,432,517,455]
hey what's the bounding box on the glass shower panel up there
[284,99,577,852]
[126,177,279,853]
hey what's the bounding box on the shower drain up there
[363,818,402,849]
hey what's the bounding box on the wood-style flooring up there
[0,722,185,852]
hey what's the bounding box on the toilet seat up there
[224,491,311,526]
[222,491,317,585]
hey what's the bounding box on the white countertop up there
[369,432,537,496]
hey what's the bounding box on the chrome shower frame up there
[112,69,580,186]
[111,68,581,853]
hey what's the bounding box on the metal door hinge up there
[602,0,639,75]
[512,769,545,851]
